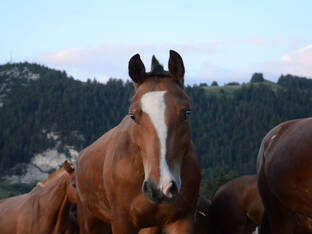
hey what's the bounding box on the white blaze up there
[141,91,177,188]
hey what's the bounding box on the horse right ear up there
[129,54,147,87]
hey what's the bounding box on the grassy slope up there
[203,80,282,97]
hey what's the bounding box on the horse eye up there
[184,109,191,120]
[129,113,136,122]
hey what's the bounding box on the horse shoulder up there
[76,119,138,222]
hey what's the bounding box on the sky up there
[1,0,312,85]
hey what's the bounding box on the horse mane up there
[36,168,67,188]
[36,161,75,188]
[25,161,78,233]
[146,56,170,78]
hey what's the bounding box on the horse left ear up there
[168,50,185,87]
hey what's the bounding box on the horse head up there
[128,50,191,204]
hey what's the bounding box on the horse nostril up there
[168,182,178,197]
[162,180,179,199]
[142,180,161,203]
[142,180,178,203]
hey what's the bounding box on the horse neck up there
[35,175,76,233]
[120,117,141,152]
[52,193,77,234]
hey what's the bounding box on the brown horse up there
[257,118,312,234]
[75,50,201,233]
[210,174,312,234]
[210,175,263,234]
[0,161,78,234]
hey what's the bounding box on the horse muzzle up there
[142,179,179,204]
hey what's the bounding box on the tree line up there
[1,63,312,197]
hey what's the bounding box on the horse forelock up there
[146,55,169,78]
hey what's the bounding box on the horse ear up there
[128,54,146,87]
[168,50,185,87]
[63,160,75,174]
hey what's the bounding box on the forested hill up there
[1,62,312,183]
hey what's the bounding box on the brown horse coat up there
[257,118,312,234]
[210,174,312,234]
[75,51,201,234]
[0,162,78,234]
[210,175,263,234]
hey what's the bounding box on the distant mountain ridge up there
[1,62,312,184]
[0,62,133,182]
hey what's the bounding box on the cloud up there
[29,37,310,85]
[248,35,285,47]
[259,44,312,79]
[34,42,224,83]
[193,62,250,85]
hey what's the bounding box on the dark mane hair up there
[146,55,169,78]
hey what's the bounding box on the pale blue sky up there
[1,0,312,84]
